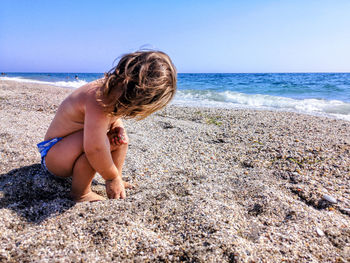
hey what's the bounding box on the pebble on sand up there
[316,228,325,237]
[322,194,337,204]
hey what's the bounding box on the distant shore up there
[0,79,349,262]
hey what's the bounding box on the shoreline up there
[2,77,350,123]
[0,80,349,262]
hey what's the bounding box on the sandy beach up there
[0,79,349,262]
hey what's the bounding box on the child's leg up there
[45,130,105,202]
[111,143,127,174]
[70,153,106,202]
[111,142,133,188]
[45,130,130,201]
[45,130,85,177]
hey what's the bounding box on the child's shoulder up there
[58,79,104,117]
[70,79,102,102]
[82,80,112,117]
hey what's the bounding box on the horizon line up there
[1,71,350,74]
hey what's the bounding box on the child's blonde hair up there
[97,50,177,120]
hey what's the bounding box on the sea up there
[1,72,350,121]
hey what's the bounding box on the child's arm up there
[84,96,125,199]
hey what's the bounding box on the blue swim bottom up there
[37,137,63,174]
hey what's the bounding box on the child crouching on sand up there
[37,51,177,202]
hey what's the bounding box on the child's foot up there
[71,191,106,202]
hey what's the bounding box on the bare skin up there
[44,79,132,202]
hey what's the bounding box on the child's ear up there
[104,83,123,104]
[114,86,123,100]
[110,82,124,98]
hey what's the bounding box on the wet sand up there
[0,80,349,262]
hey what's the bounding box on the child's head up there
[98,50,177,120]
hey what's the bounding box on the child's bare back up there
[37,51,177,202]
[45,80,108,140]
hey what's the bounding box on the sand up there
[0,80,349,262]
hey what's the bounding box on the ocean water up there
[1,72,350,121]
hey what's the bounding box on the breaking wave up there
[173,90,350,121]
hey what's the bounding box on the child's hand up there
[105,177,126,199]
[107,127,129,146]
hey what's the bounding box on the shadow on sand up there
[0,164,75,223]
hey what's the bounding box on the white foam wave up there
[174,90,350,121]
[0,76,87,89]
[2,75,349,121]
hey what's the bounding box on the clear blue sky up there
[1,0,350,73]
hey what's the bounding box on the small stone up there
[340,208,350,215]
[316,228,325,237]
[322,194,337,204]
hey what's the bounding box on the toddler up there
[37,51,177,202]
